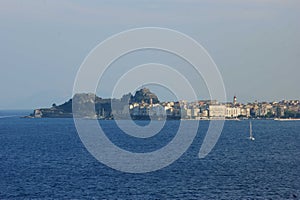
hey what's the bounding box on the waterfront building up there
[209,105,226,118]
[225,107,241,118]
[192,108,200,118]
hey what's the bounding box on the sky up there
[0,0,300,109]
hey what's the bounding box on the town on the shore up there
[132,96,300,120]
[122,93,300,120]
[31,88,300,120]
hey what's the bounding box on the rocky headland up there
[28,88,161,119]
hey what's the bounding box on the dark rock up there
[131,88,159,104]
[28,88,160,119]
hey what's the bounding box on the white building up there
[149,104,166,116]
[181,108,192,119]
[192,108,200,117]
[209,105,226,118]
[240,108,251,117]
[225,107,241,118]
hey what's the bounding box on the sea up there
[0,110,299,199]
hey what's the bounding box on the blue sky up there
[0,0,300,109]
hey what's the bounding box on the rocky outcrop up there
[131,88,159,104]
[29,88,160,119]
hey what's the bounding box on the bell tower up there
[233,96,237,106]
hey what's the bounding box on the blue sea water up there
[0,110,299,199]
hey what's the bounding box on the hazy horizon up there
[1,0,300,109]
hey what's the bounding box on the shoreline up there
[21,116,300,121]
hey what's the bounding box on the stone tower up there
[233,96,237,106]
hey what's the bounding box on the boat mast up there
[249,120,253,138]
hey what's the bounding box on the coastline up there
[21,115,300,121]
[274,118,300,121]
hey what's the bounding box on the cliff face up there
[30,88,160,119]
[71,93,112,118]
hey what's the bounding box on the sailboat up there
[249,120,255,141]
